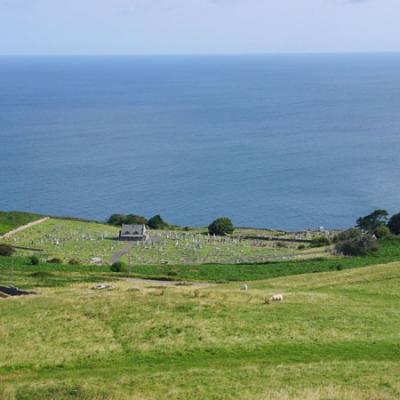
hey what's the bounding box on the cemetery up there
[1,217,329,265]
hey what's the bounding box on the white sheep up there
[265,294,284,304]
[240,284,248,291]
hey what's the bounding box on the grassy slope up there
[0,211,44,235]
[1,262,400,399]
[127,236,400,281]
[2,236,400,286]
[2,217,327,265]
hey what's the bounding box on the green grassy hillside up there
[0,211,44,235]
[1,261,400,399]
[2,236,400,285]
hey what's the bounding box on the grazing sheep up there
[240,284,248,291]
[265,294,284,304]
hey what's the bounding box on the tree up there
[107,214,126,226]
[108,213,147,226]
[388,213,400,235]
[147,215,168,230]
[374,225,391,239]
[125,214,147,225]
[356,209,388,232]
[208,217,234,236]
[334,229,378,256]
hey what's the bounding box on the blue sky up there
[0,0,398,55]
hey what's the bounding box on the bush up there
[0,244,15,257]
[388,213,400,235]
[208,217,234,236]
[298,244,306,250]
[48,257,62,264]
[374,225,391,239]
[111,261,128,273]
[29,255,40,265]
[334,229,378,256]
[334,228,362,243]
[68,258,80,265]
[147,215,168,230]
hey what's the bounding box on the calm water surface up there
[1,54,400,230]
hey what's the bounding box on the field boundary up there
[0,217,49,239]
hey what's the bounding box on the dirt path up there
[122,277,216,287]
[110,242,135,264]
[0,217,50,240]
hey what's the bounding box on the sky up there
[0,0,399,55]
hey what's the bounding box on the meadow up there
[2,212,400,399]
[0,211,43,236]
[0,259,400,399]
[2,218,125,265]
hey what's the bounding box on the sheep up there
[240,284,248,291]
[265,293,284,304]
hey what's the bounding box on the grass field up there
[0,211,44,236]
[2,218,125,265]
[2,217,328,265]
[1,259,400,399]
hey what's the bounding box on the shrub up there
[0,244,15,257]
[298,244,306,250]
[208,217,234,236]
[68,258,80,265]
[111,261,127,273]
[388,213,400,235]
[147,215,168,230]
[334,229,378,256]
[374,225,391,239]
[334,228,362,243]
[48,257,62,264]
[29,255,40,265]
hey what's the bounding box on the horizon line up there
[1,50,400,58]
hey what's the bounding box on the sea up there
[1,54,400,231]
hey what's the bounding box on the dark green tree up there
[208,217,234,236]
[147,215,168,230]
[356,209,388,232]
[108,213,147,226]
[125,214,147,225]
[388,213,400,235]
[107,214,126,226]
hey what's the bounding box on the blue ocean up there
[1,54,400,230]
